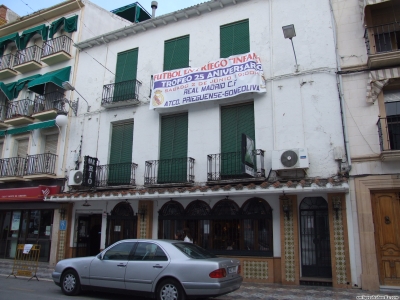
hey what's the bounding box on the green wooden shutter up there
[114,48,138,102]
[109,122,133,185]
[158,114,188,183]
[163,35,190,71]
[221,103,255,176]
[220,19,250,58]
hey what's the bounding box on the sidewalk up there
[0,258,398,299]
[0,258,53,281]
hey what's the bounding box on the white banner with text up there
[150,52,266,109]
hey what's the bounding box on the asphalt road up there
[0,275,150,300]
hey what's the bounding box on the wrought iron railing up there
[145,157,195,185]
[14,45,42,66]
[0,53,16,70]
[34,91,68,114]
[0,157,26,177]
[96,162,138,187]
[364,22,400,54]
[6,99,35,119]
[102,79,141,105]
[42,35,72,58]
[26,153,57,176]
[207,149,265,181]
[377,117,400,151]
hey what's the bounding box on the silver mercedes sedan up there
[52,239,242,299]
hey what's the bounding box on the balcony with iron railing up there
[13,45,42,73]
[144,157,195,186]
[41,35,73,65]
[0,53,18,79]
[95,162,138,188]
[101,79,141,108]
[0,157,26,179]
[33,91,68,120]
[25,153,58,179]
[207,149,265,183]
[377,116,400,160]
[4,98,35,126]
[364,22,400,68]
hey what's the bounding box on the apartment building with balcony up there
[332,0,400,291]
[46,0,360,288]
[0,0,136,265]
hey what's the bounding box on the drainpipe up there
[329,0,352,172]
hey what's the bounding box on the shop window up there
[158,197,273,256]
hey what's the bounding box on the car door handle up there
[153,265,163,268]
[117,263,127,267]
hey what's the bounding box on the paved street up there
[0,273,399,300]
[0,259,398,300]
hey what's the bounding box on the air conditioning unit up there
[272,148,309,170]
[68,170,83,186]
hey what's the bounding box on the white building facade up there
[332,0,400,291]
[49,0,359,287]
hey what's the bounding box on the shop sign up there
[150,52,266,109]
[0,185,61,202]
[83,156,98,187]
[242,134,256,177]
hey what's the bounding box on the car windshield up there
[173,242,217,259]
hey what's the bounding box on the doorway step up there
[300,277,332,287]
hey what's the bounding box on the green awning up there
[28,66,71,94]
[28,119,56,130]
[0,130,5,137]
[6,125,31,135]
[20,24,49,50]
[14,74,42,98]
[6,120,56,135]
[49,15,78,39]
[0,32,20,56]
[111,3,151,23]
[0,81,14,100]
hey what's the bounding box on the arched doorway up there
[299,197,332,278]
[106,202,137,247]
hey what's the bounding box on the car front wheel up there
[157,278,186,300]
[61,269,81,296]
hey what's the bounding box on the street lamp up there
[62,81,91,112]
[282,24,299,72]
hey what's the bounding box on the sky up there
[2,0,207,18]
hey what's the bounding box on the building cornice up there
[46,177,349,202]
[74,0,249,50]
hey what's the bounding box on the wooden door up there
[372,192,400,286]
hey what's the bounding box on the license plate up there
[227,266,237,274]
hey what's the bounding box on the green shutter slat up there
[221,103,254,176]
[220,19,250,58]
[159,114,188,183]
[110,122,133,164]
[109,122,133,185]
[163,35,189,71]
[115,48,138,83]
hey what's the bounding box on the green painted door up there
[221,103,255,177]
[220,19,250,58]
[108,122,133,185]
[158,114,188,183]
[114,48,138,102]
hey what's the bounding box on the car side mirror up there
[97,253,103,260]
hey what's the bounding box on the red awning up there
[0,185,61,202]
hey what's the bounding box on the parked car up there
[52,239,242,299]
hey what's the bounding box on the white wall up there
[69,0,345,184]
